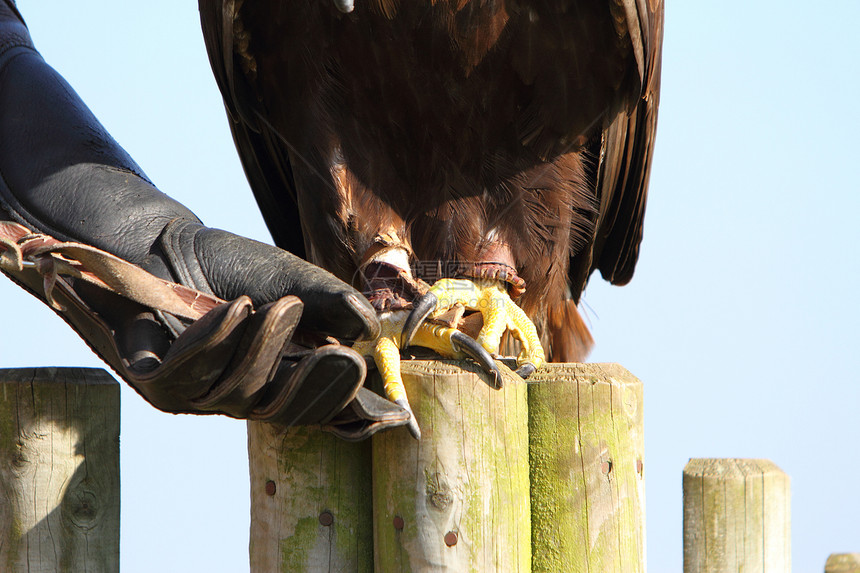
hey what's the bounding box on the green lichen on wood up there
[528,376,585,572]
[278,516,323,571]
[273,427,373,572]
[528,363,644,573]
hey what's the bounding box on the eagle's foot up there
[403,278,545,379]
[351,307,501,439]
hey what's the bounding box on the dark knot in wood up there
[425,472,453,510]
[66,489,98,528]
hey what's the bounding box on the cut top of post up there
[684,458,786,478]
[0,367,119,386]
[826,553,860,573]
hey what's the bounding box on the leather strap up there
[0,220,223,321]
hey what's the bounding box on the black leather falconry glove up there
[0,0,409,440]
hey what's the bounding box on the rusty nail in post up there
[444,531,458,547]
[636,459,644,475]
[393,516,405,531]
[265,480,276,496]
[319,511,334,527]
[601,460,612,475]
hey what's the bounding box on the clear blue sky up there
[3,1,859,571]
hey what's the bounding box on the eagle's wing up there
[197,0,306,260]
[569,0,664,298]
[199,0,663,304]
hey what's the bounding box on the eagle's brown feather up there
[198,0,663,361]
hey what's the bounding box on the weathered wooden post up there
[247,422,373,572]
[247,359,531,572]
[683,458,791,573]
[0,367,120,572]
[372,360,531,572]
[249,360,645,572]
[826,553,860,573]
[528,363,645,572]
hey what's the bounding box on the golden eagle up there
[198,0,663,433]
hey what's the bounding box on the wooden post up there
[247,422,373,572]
[0,367,120,573]
[372,360,531,572]
[528,363,645,573]
[249,361,645,572]
[683,458,791,573]
[826,554,860,572]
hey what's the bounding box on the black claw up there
[401,292,438,348]
[515,362,537,379]
[451,330,503,389]
[395,398,422,440]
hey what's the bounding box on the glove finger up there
[191,228,379,342]
[190,295,304,417]
[290,283,380,342]
[324,387,411,441]
[129,297,254,412]
[250,344,367,426]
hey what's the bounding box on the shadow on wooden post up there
[0,367,120,573]
[247,422,373,572]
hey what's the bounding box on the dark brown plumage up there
[198,0,663,361]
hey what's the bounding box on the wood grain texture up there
[372,360,530,572]
[247,421,373,573]
[0,367,120,573]
[528,362,645,573]
[826,553,860,573]
[683,458,791,573]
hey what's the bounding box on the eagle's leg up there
[351,233,505,438]
[402,278,545,378]
[352,307,500,439]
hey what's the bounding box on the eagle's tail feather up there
[500,298,593,365]
[545,299,594,363]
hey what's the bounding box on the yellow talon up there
[410,322,462,357]
[374,335,405,402]
[352,312,421,437]
[353,277,544,439]
[424,278,545,371]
